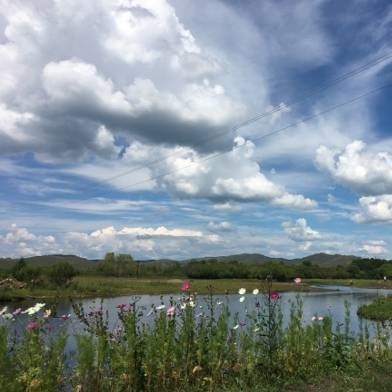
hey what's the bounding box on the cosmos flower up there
[294,277,302,284]
[12,308,22,316]
[181,281,191,292]
[252,289,259,295]
[2,313,13,320]
[116,304,127,310]
[269,291,279,300]
[166,306,176,317]
[26,322,39,330]
[238,288,246,295]
[233,324,239,330]
[60,314,71,321]
[22,303,46,315]
[239,296,245,303]
[44,309,52,318]
[0,306,8,316]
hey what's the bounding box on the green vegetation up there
[0,286,391,391]
[1,252,392,300]
[357,296,392,321]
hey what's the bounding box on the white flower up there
[254,327,260,332]
[146,309,154,317]
[189,301,195,308]
[216,301,223,306]
[318,316,324,321]
[312,316,317,321]
[22,303,46,315]
[238,288,246,295]
[252,289,259,295]
[233,324,239,330]
[180,303,186,310]
[2,313,13,320]
[0,306,8,316]
[239,296,245,303]
[155,304,165,310]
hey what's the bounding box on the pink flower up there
[26,322,39,331]
[116,304,127,310]
[181,281,191,292]
[239,322,246,327]
[269,291,279,300]
[166,306,176,317]
[294,277,302,284]
[12,308,22,316]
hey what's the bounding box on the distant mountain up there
[0,252,361,270]
[184,252,359,267]
[0,254,96,271]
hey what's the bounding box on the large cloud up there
[0,0,246,161]
[316,140,392,195]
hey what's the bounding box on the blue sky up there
[1,0,392,259]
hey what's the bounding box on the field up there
[0,276,319,301]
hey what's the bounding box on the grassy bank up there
[0,276,318,301]
[306,278,392,289]
[357,295,392,321]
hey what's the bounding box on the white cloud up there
[361,240,387,255]
[282,218,321,241]
[207,221,233,232]
[353,195,392,223]
[316,140,392,195]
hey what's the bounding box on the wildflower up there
[233,324,239,330]
[239,322,246,327]
[0,306,7,316]
[2,313,13,320]
[60,314,71,321]
[294,277,302,284]
[12,308,22,316]
[238,288,246,295]
[167,306,176,317]
[44,309,52,318]
[216,301,223,306]
[192,365,202,374]
[252,288,259,295]
[239,296,245,303]
[269,291,279,300]
[312,316,317,321]
[26,322,39,330]
[254,327,260,332]
[116,304,127,310]
[181,281,191,292]
[318,316,324,321]
[156,304,165,310]
[23,303,46,315]
[189,301,195,308]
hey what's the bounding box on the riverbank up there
[306,278,392,289]
[0,276,319,301]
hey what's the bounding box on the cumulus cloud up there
[282,218,321,242]
[0,0,247,161]
[316,140,392,195]
[0,224,219,259]
[353,195,392,223]
[360,240,387,255]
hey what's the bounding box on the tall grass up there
[0,282,391,391]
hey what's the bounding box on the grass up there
[305,278,392,289]
[0,276,319,301]
[357,295,392,321]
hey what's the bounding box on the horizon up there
[1,0,392,260]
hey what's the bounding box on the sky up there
[1,0,392,260]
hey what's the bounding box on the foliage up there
[47,262,77,287]
[357,295,392,321]
[0,283,392,391]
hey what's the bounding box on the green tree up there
[47,262,77,287]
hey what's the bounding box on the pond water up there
[2,285,392,338]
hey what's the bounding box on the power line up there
[87,51,392,189]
